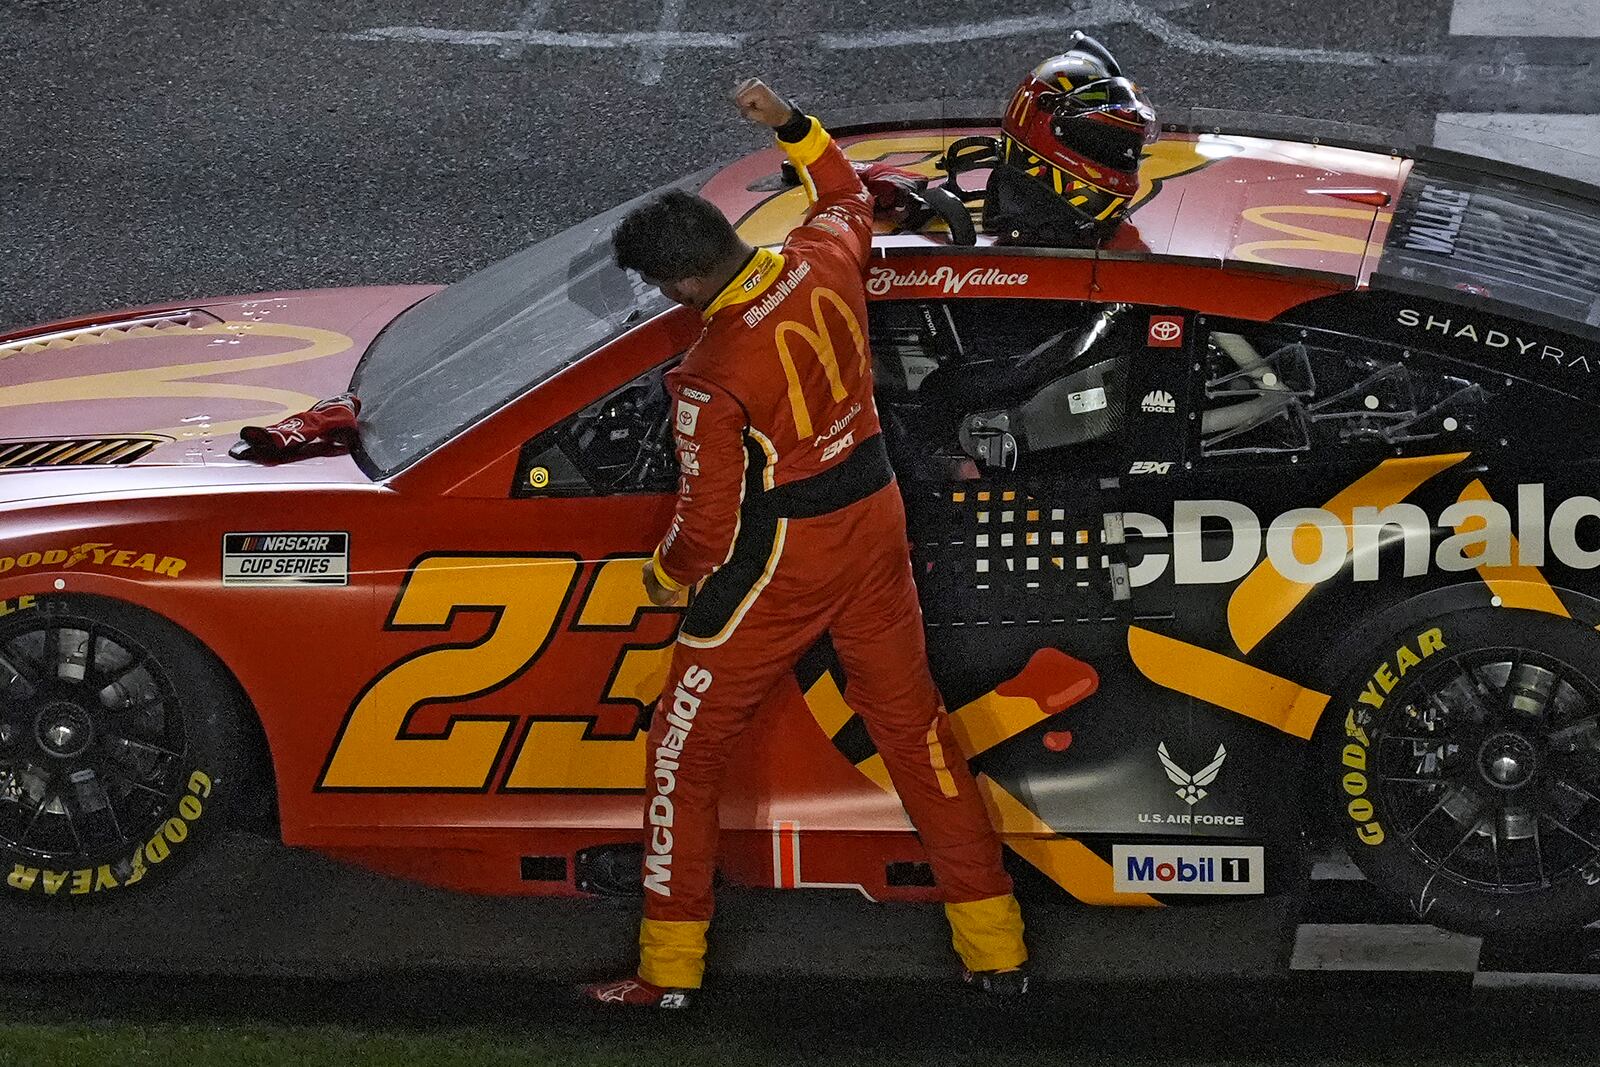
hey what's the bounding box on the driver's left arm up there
[650,370,748,593]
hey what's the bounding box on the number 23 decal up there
[318,554,676,792]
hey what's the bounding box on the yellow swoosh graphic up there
[1453,479,1570,618]
[1129,626,1330,740]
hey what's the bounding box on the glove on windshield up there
[239,392,361,459]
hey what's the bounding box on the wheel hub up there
[1478,730,1539,790]
[33,702,94,760]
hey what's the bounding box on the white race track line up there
[1291,924,1483,973]
[1440,0,1600,177]
[342,0,1442,82]
[1433,113,1600,179]
[1449,0,1600,38]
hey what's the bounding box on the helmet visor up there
[1051,110,1148,172]
[1047,78,1156,171]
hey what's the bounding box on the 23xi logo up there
[1158,743,1227,806]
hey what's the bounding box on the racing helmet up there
[989,33,1158,243]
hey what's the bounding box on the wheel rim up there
[1371,647,1600,894]
[0,616,188,864]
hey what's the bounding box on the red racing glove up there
[239,393,361,459]
[852,161,926,217]
[849,161,977,245]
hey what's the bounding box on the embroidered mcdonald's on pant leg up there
[638,558,835,981]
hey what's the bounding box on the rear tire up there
[0,595,249,901]
[1312,607,1600,935]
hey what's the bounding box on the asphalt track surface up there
[2,0,1468,334]
[8,0,1600,1057]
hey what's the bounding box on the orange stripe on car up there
[1127,626,1330,740]
[1227,452,1469,654]
[1453,479,1570,618]
[978,776,1158,906]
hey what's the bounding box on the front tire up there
[1313,607,1600,936]
[0,595,248,901]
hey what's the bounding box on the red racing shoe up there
[577,975,693,1010]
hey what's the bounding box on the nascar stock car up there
[3,103,1600,947]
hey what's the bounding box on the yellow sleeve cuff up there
[779,116,831,169]
[651,551,684,592]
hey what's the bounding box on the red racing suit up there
[637,117,1026,990]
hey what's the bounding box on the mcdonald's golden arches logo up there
[772,287,866,440]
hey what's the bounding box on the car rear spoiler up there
[1371,148,1600,345]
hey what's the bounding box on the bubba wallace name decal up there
[866,265,1030,297]
[1124,485,1600,587]
[644,665,713,897]
[741,260,812,328]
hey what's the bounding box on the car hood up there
[0,285,440,468]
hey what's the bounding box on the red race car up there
[6,105,1600,941]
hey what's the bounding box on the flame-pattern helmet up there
[998,33,1158,233]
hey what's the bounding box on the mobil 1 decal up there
[223,532,349,587]
[1114,844,1264,895]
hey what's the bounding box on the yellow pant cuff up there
[945,893,1028,972]
[638,918,710,989]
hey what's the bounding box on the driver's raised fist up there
[734,78,794,129]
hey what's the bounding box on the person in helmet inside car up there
[985,32,1159,246]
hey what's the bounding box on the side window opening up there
[1200,325,1490,460]
[512,361,680,497]
[868,299,1138,626]
[870,299,1137,480]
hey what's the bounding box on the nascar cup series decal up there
[1113,844,1265,895]
[223,532,349,587]
[1125,485,1600,587]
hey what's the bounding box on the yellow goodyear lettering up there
[1338,628,1449,847]
[319,555,582,790]
[1339,712,1385,845]
[4,765,211,896]
[0,594,36,618]
[772,287,866,439]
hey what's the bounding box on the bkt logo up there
[1113,845,1264,895]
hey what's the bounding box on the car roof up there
[697,116,1412,290]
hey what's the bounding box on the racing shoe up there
[963,965,1030,997]
[577,975,693,1010]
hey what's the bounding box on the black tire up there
[1312,606,1600,935]
[0,594,249,901]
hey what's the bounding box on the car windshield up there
[352,171,710,475]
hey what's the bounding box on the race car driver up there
[579,78,1029,1009]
